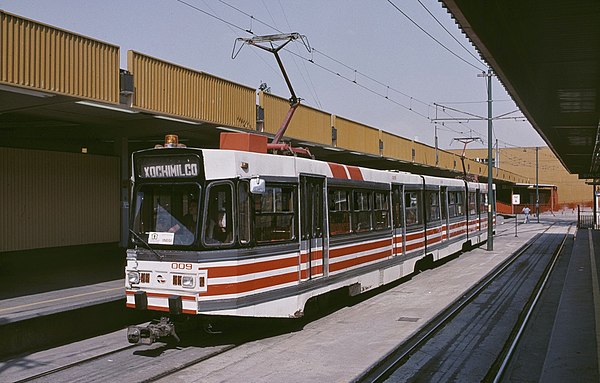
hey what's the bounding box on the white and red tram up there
[125,134,494,343]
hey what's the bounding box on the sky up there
[0,0,547,152]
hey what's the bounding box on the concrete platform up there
[539,228,600,382]
[0,280,123,325]
[0,244,131,358]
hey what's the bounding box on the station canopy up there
[441,1,600,179]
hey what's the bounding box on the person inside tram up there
[205,208,229,243]
[182,199,198,231]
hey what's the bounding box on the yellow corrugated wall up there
[0,10,120,103]
[437,150,461,172]
[458,147,592,204]
[380,131,412,161]
[334,116,380,155]
[128,51,256,129]
[259,92,331,145]
[0,147,120,252]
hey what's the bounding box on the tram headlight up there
[182,275,195,288]
[128,271,140,284]
[165,134,178,147]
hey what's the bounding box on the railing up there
[578,206,599,229]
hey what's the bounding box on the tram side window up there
[392,187,403,228]
[480,192,488,213]
[328,189,351,236]
[353,190,372,233]
[238,182,251,244]
[204,183,234,246]
[468,192,477,215]
[456,191,465,216]
[374,191,390,230]
[254,185,296,243]
[448,191,465,218]
[405,192,421,226]
[448,192,456,218]
[426,191,441,221]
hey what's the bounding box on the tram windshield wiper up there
[129,229,164,260]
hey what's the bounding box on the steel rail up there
[139,344,238,383]
[13,344,138,383]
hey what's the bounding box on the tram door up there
[300,176,325,281]
[441,187,450,243]
[392,185,405,256]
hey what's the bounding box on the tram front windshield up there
[131,184,200,246]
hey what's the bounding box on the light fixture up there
[75,100,138,114]
[154,115,200,125]
[216,126,244,132]
[323,146,344,152]
[0,84,55,98]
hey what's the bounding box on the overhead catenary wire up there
[415,0,486,67]
[386,0,487,72]
[194,0,282,78]
[177,0,534,151]
[274,0,323,108]
[178,0,436,121]
[218,0,431,108]
[222,0,323,107]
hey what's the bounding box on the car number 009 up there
[171,262,192,270]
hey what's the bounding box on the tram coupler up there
[127,317,180,345]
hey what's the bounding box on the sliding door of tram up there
[392,185,405,256]
[404,186,425,256]
[300,175,326,281]
[424,186,445,250]
[467,189,478,236]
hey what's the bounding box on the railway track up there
[7,317,298,383]
[355,222,573,383]
[12,344,138,383]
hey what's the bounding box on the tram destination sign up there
[138,155,200,179]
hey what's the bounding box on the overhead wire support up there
[233,33,311,104]
[433,102,486,120]
[479,68,495,251]
[453,136,484,181]
[233,32,311,147]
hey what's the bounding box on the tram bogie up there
[125,133,495,344]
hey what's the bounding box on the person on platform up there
[522,205,531,223]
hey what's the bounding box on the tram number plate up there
[171,263,192,270]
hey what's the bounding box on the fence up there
[577,206,599,229]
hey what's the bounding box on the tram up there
[125,133,494,344]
